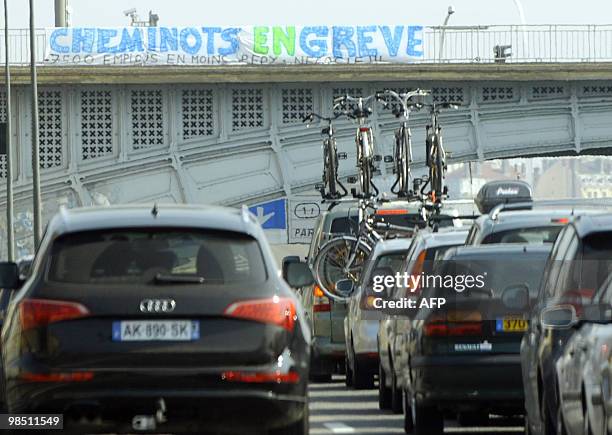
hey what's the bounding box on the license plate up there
[496,317,528,332]
[112,320,200,341]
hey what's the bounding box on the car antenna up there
[151,203,159,217]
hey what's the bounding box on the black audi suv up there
[0,204,310,435]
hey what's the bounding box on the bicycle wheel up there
[398,127,409,196]
[359,158,372,197]
[323,141,338,198]
[313,236,372,301]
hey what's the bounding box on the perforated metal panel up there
[332,86,364,112]
[130,89,164,150]
[181,88,214,140]
[378,87,413,114]
[481,86,516,102]
[80,89,113,160]
[281,88,314,124]
[231,88,264,131]
[38,90,64,169]
[530,85,566,100]
[581,84,612,97]
[432,87,465,104]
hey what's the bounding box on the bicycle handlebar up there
[302,112,345,124]
[376,88,431,117]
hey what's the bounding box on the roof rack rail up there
[489,201,534,220]
[489,198,612,220]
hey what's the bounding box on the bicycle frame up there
[422,102,459,207]
[342,199,381,275]
[333,94,379,198]
[303,112,348,200]
[377,89,430,199]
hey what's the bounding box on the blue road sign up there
[249,199,287,229]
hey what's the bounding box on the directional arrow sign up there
[249,199,287,229]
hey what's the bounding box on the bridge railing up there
[428,24,612,63]
[3,25,612,65]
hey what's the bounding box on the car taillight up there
[221,370,300,384]
[551,218,569,224]
[224,296,296,331]
[19,299,90,331]
[405,250,427,296]
[20,372,94,382]
[313,285,330,313]
[360,295,377,310]
[376,209,409,216]
[424,310,483,337]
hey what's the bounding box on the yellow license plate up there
[496,317,528,332]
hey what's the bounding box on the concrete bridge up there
[2,25,612,256]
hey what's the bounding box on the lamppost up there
[29,0,42,248]
[4,0,13,260]
[512,0,526,60]
[512,0,526,25]
[439,6,455,62]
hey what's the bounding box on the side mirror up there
[502,284,530,310]
[335,279,355,297]
[541,305,578,329]
[0,262,20,290]
[282,256,314,288]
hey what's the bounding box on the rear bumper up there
[311,336,345,375]
[7,381,306,432]
[410,354,524,413]
[351,320,379,355]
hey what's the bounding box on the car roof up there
[372,237,414,256]
[418,229,469,248]
[572,213,612,238]
[46,204,261,237]
[449,243,552,259]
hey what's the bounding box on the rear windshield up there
[436,253,549,297]
[366,252,407,289]
[330,216,359,234]
[331,214,425,236]
[47,229,267,285]
[482,225,562,244]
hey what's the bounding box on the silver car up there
[554,274,612,435]
[344,238,412,389]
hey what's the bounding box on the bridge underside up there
[1,75,612,256]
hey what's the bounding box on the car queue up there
[284,179,612,435]
[1,179,612,434]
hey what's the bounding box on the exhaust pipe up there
[132,398,167,431]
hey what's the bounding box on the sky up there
[5,0,612,28]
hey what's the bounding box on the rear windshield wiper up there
[460,288,494,298]
[154,273,206,284]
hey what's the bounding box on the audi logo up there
[139,298,176,313]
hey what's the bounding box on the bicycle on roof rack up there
[333,94,381,199]
[303,112,349,200]
[312,197,417,301]
[376,88,431,200]
[417,101,461,214]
